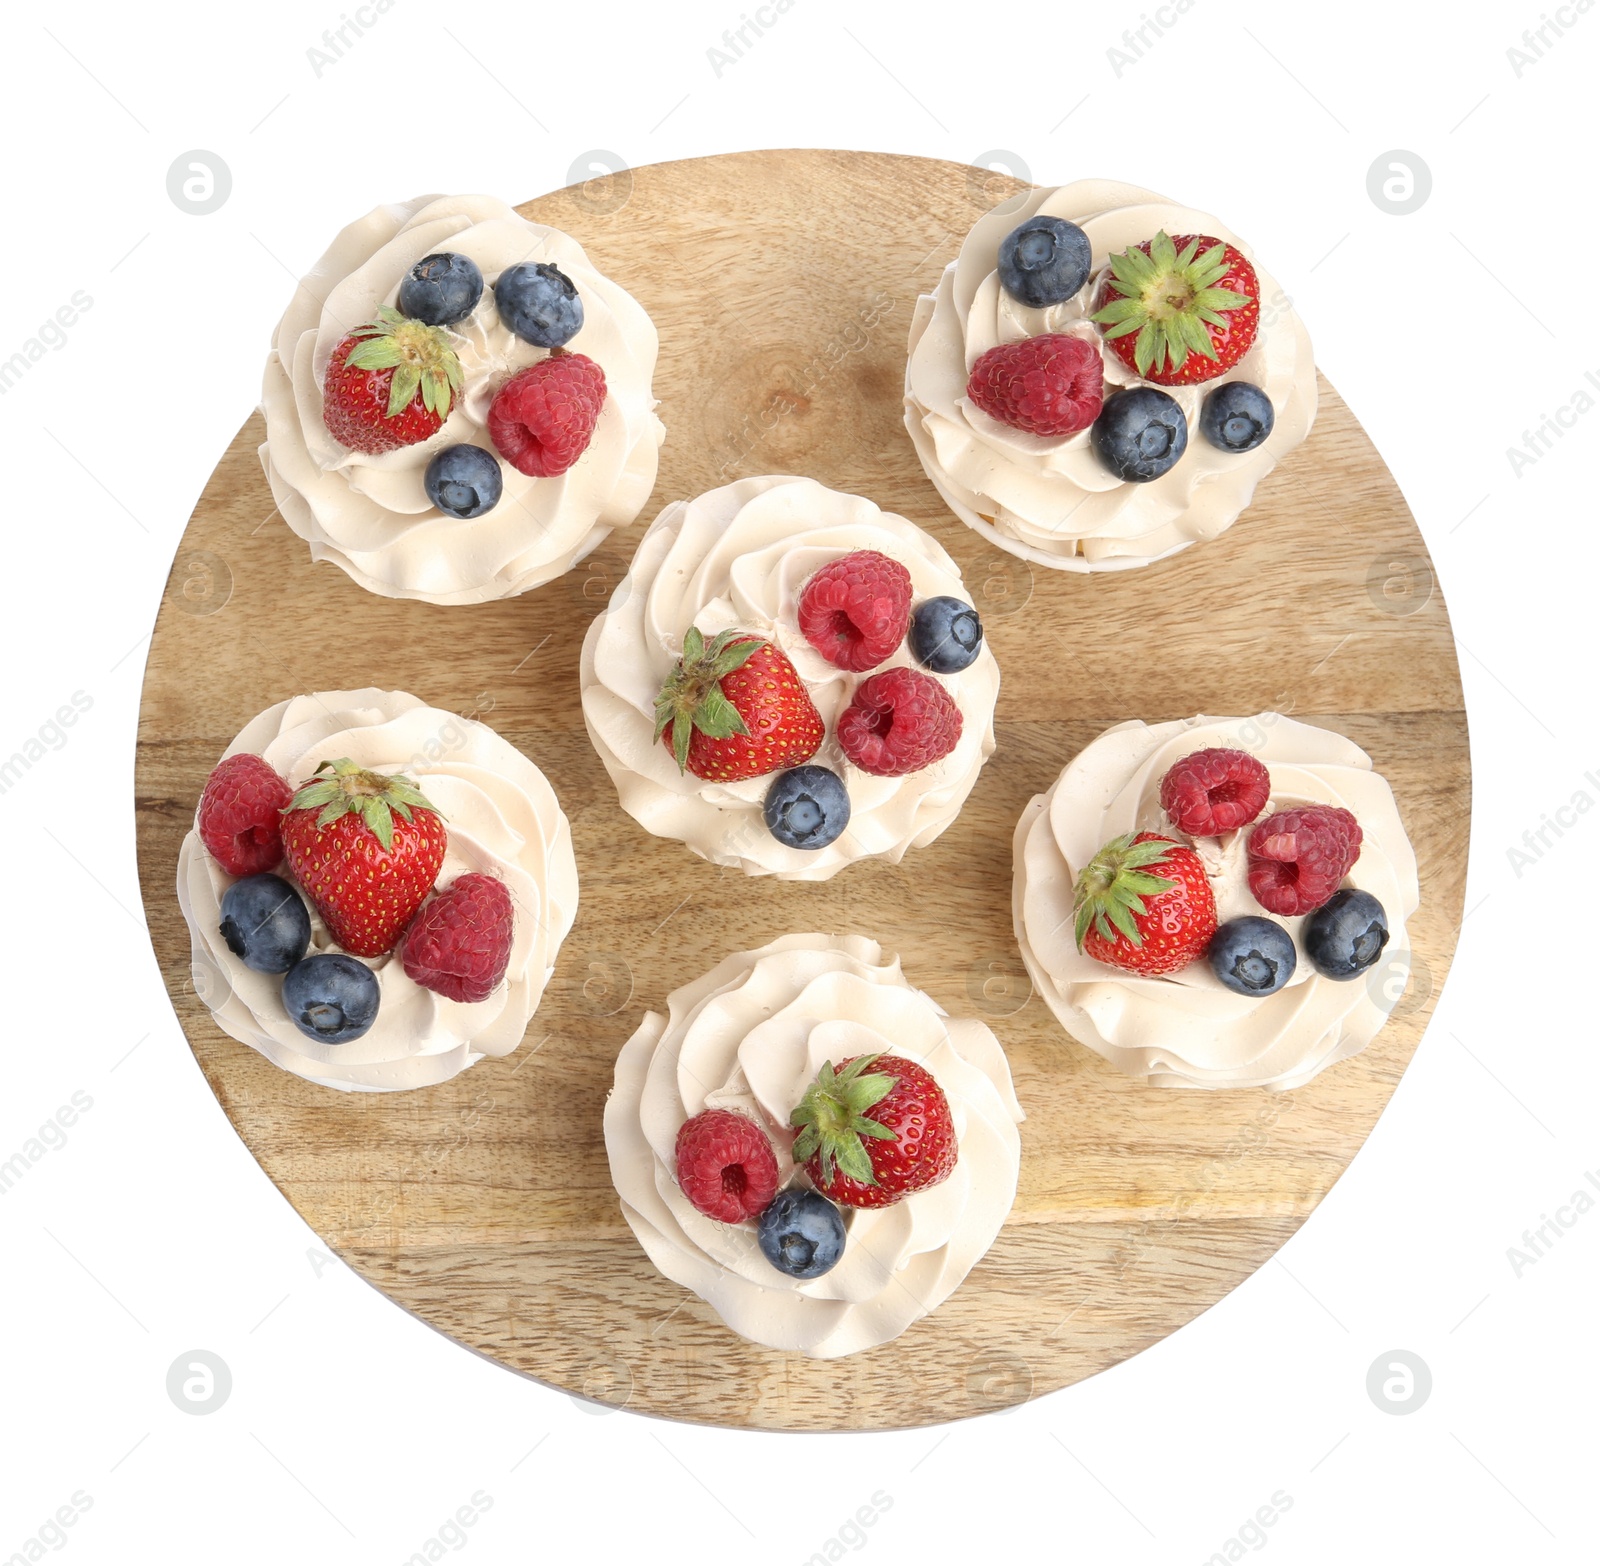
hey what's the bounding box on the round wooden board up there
[135,150,1468,1432]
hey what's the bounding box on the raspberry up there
[966,333,1104,437]
[674,1109,779,1224]
[837,667,962,777]
[197,753,291,876]
[1159,747,1272,836]
[402,874,515,1004]
[797,550,912,672]
[487,352,606,477]
[1247,805,1363,916]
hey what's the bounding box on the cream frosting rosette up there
[1013,714,1419,1090]
[604,933,1024,1358]
[905,180,1316,571]
[261,194,665,604]
[580,476,999,879]
[177,689,578,1092]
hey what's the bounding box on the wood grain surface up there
[134,150,1468,1431]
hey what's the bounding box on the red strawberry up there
[674,1109,779,1223]
[321,307,464,454]
[966,332,1104,436]
[1091,232,1259,386]
[402,873,515,1003]
[1159,747,1272,837]
[1073,831,1218,975]
[797,549,912,672]
[1247,805,1362,916]
[837,666,961,777]
[487,351,605,476]
[280,758,447,957]
[655,628,824,782]
[197,753,292,876]
[790,1054,957,1210]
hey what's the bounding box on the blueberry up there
[424,444,503,519]
[494,262,583,348]
[1200,381,1275,453]
[1091,387,1188,482]
[219,873,310,974]
[1208,916,1297,997]
[396,252,483,327]
[1303,889,1389,981]
[997,216,1092,308]
[757,1188,847,1279]
[282,953,380,1043]
[909,596,983,674]
[763,766,851,851]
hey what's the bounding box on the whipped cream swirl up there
[604,933,1024,1358]
[905,180,1316,571]
[579,475,1000,880]
[1013,714,1419,1090]
[261,194,665,604]
[177,689,578,1092]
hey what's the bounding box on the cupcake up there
[1013,714,1419,1090]
[177,689,577,1091]
[580,475,999,880]
[604,933,1024,1358]
[905,180,1316,571]
[261,194,664,604]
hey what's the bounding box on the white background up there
[2,0,1594,1561]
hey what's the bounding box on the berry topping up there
[966,332,1104,437]
[282,952,380,1044]
[219,873,311,975]
[281,759,447,958]
[494,262,583,348]
[655,628,824,782]
[487,352,605,477]
[757,1188,847,1278]
[197,753,292,876]
[402,873,515,1004]
[1200,381,1275,453]
[674,1108,779,1224]
[1158,746,1272,836]
[424,444,503,519]
[837,667,962,778]
[1091,386,1188,482]
[797,549,912,671]
[764,765,851,850]
[1208,916,1297,997]
[321,307,465,455]
[909,595,984,674]
[1247,805,1363,917]
[997,215,1093,307]
[791,1054,957,1210]
[1073,831,1218,975]
[1303,889,1390,980]
[1091,231,1260,385]
[397,251,484,327]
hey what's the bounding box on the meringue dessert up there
[1013,714,1419,1090]
[905,180,1316,571]
[261,194,664,604]
[604,933,1024,1358]
[177,689,578,1091]
[580,475,1000,880]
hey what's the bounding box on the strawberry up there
[402,873,515,1003]
[321,307,464,455]
[1073,831,1218,975]
[654,627,824,783]
[280,758,447,958]
[790,1053,957,1210]
[1091,231,1259,386]
[197,753,291,876]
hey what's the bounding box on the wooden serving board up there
[135,151,1468,1431]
